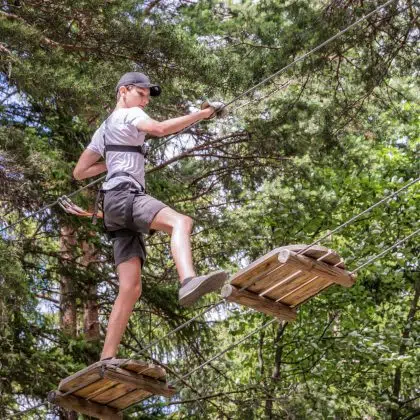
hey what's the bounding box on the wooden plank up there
[221,284,296,321]
[281,278,333,307]
[58,362,102,393]
[91,382,137,405]
[48,391,122,420]
[278,250,355,287]
[288,280,333,308]
[257,269,306,298]
[74,378,116,399]
[230,249,285,288]
[246,264,298,295]
[117,359,167,379]
[103,365,176,397]
[261,271,317,301]
[108,388,152,410]
[289,245,344,267]
[230,245,344,290]
[60,359,165,392]
[274,275,320,302]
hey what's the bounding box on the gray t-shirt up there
[87,107,150,190]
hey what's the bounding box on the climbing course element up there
[48,359,176,420]
[221,245,355,319]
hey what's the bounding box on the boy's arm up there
[136,108,214,137]
[73,149,107,180]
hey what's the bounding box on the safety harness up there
[102,115,150,161]
[92,116,149,240]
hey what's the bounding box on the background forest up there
[0,0,419,419]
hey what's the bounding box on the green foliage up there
[1,0,419,418]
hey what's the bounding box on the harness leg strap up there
[124,191,137,231]
[107,229,139,239]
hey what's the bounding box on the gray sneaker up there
[179,270,228,307]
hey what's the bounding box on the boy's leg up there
[100,256,142,360]
[150,207,227,306]
[150,207,195,282]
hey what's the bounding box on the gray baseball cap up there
[116,72,161,96]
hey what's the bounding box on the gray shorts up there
[103,183,167,267]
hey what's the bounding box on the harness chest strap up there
[103,116,149,159]
[104,143,149,158]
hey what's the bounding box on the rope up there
[5,179,418,419]
[126,221,420,415]
[4,402,48,419]
[223,0,398,107]
[2,0,409,416]
[142,302,224,353]
[351,228,420,274]
[3,165,417,420]
[296,176,419,257]
[116,175,418,367]
[171,319,276,387]
[152,0,398,152]
[0,0,400,236]
[167,226,419,387]
[120,177,419,416]
[0,175,106,234]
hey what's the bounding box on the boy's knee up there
[119,280,142,301]
[179,214,193,232]
[132,282,142,300]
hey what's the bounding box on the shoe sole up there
[179,270,228,307]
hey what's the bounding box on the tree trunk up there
[59,226,78,420]
[272,322,287,380]
[81,239,100,341]
[264,322,288,419]
[390,274,420,420]
[59,226,77,336]
[258,330,265,376]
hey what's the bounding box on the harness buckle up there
[140,143,149,158]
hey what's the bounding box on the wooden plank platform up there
[222,244,355,319]
[49,359,176,419]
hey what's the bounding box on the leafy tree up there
[1,0,418,418]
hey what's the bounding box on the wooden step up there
[224,244,355,316]
[221,284,297,320]
[50,359,176,419]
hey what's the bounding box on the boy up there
[68,72,227,360]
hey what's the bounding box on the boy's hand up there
[201,100,228,119]
[58,196,103,219]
